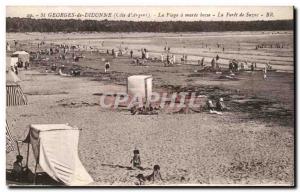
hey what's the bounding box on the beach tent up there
[11,51,30,63]
[6,83,27,107]
[6,57,18,71]
[23,124,94,186]
[6,66,27,152]
[6,70,20,83]
[6,122,16,153]
[127,75,152,101]
[6,69,27,106]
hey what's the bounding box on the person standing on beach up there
[172,54,176,64]
[14,65,18,75]
[130,50,133,58]
[166,54,170,66]
[105,61,110,73]
[251,63,254,71]
[263,64,268,80]
[161,53,164,63]
[211,58,216,69]
[201,57,205,66]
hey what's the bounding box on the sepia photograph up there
[5,5,295,187]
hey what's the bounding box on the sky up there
[6,6,294,22]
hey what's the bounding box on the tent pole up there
[33,161,38,184]
[25,142,29,168]
[15,141,20,156]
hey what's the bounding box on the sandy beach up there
[6,31,294,186]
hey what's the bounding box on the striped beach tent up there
[6,122,16,153]
[6,83,28,107]
[6,69,26,153]
[6,69,27,107]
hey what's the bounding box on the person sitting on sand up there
[130,149,141,168]
[105,61,110,73]
[12,155,27,181]
[146,165,163,182]
[207,99,223,115]
[206,99,215,111]
[136,165,163,185]
[136,58,140,66]
[216,98,227,111]
[130,105,138,115]
[181,55,185,64]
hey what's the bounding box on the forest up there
[6,17,294,33]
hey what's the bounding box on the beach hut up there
[22,124,94,186]
[11,51,30,64]
[6,57,18,71]
[127,75,152,102]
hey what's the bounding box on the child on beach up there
[136,165,163,185]
[147,165,162,182]
[131,149,141,168]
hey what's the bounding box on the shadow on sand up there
[6,169,62,186]
[101,163,151,171]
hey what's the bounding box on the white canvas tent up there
[6,70,20,83]
[127,75,152,101]
[23,124,94,186]
[6,57,18,71]
[12,51,30,63]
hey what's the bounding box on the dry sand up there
[6,31,294,186]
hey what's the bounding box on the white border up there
[1,0,298,191]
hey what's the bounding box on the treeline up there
[6,17,294,33]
